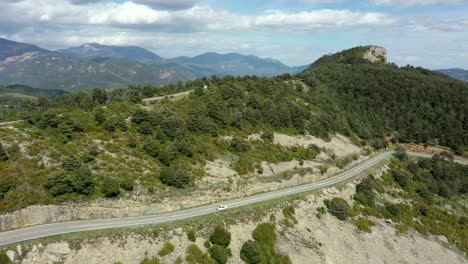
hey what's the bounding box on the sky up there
[0,0,468,69]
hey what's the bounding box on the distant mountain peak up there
[57,43,162,63]
[0,38,48,61]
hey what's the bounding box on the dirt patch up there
[400,143,452,155]
[249,133,361,158]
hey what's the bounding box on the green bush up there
[119,177,135,192]
[187,229,197,242]
[386,204,401,217]
[210,226,231,248]
[44,173,74,197]
[73,166,95,195]
[62,155,81,171]
[282,205,295,219]
[140,256,161,264]
[324,198,352,220]
[260,131,274,142]
[158,242,175,256]
[355,218,376,233]
[316,207,326,219]
[159,167,190,189]
[101,177,121,197]
[0,250,12,264]
[252,223,276,248]
[209,245,230,264]
[229,138,250,152]
[240,240,265,264]
[244,223,291,264]
[186,244,214,264]
[392,169,412,189]
[0,143,8,162]
[354,177,375,207]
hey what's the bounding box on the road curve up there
[1,150,464,246]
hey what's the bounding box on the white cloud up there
[70,0,200,10]
[371,0,468,5]
[0,0,395,33]
[253,9,394,31]
[407,18,468,31]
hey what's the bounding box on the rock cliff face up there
[363,46,387,63]
[10,168,467,264]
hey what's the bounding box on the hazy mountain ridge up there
[172,52,307,76]
[436,68,468,81]
[57,43,163,64]
[0,39,305,90]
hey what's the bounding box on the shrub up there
[158,242,175,256]
[44,173,74,196]
[210,226,231,248]
[386,204,401,217]
[0,250,12,264]
[143,139,160,158]
[159,167,190,189]
[138,121,153,135]
[73,166,95,195]
[140,256,161,264]
[393,169,411,189]
[355,218,375,233]
[101,177,120,197]
[324,198,352,220]
[316,207,326,219]
[229,138,249,152]
[240,241,265,264]
[260,131,274,142]
[185,244,214,264]
[119,177,135,192]
[209,245,230,264]
[247,223,291,264]
[62,155,81,171]
[354,177,375,207]
[282,205,295,219]
[204,239,212,249]
[0,143,8,162]
[252,223,276,248]
[187,229,197,242]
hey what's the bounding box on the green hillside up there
[0,46,466,213]
[300,50,468,154]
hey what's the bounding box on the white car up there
[216,205,228,211]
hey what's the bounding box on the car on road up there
[216,205,228,211]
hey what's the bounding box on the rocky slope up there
[0,133,361,231]
[7,167,467,264]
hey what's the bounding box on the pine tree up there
[0,143,8,162]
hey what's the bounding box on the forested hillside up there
[300,46,468,154]
[0,46,466,213]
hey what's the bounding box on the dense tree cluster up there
[301,60,468,154]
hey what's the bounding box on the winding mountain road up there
[0,150,456,246]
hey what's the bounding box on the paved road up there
[142,90,193,103]
[0,150,464,246]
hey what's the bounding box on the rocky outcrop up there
[363,46,387,63]
[16,169,468,264]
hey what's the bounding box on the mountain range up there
[0,38,307,91]
[436,68,468,81]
